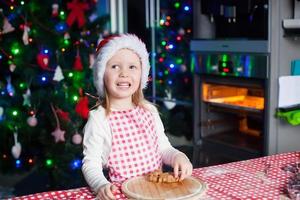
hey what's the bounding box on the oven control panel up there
[193,53,268,79]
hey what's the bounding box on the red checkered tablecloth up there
[10,151,299,200]
[193,151,299,200]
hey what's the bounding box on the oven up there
[192,42,269,160]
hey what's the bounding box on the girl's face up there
[104,49,142,103]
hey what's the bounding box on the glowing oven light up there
[202,83,264,110]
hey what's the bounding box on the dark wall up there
[127,0,151,49]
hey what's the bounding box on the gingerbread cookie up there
[147,170,180,183]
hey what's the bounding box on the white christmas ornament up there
[64,32,70,40]
[9,63,16,72]
[2,17,15,34]
[27,115,38,127]
[178,28,185,35]
[22,25,30,45]
[163,89,176,110]
[72,132,82,144]
[11,132,22,159]
[23,88,31,107]
[51,127,65,143]
[53,65,64,81]
[52,3,59,17]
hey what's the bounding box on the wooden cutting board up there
[121,176,207,200]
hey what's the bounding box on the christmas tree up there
[0,0,109,190]
[153,0,193,140]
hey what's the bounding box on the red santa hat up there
[93,34,150,98]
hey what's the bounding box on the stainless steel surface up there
[190,40,270,53]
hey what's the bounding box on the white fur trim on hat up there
[92,34,150,98]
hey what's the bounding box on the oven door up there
[196,75,267,159]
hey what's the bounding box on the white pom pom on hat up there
[92,34,151,98]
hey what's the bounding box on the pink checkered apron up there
[107,106,162,199]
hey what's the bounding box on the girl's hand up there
[173,153,193,181]
[97,183,118,200]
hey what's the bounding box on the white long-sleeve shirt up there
[81,104,185,193]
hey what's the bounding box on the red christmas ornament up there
[36,53,49,70]
[66,0,89,28]
[75,96,89,119]
[73,55,83,71]
[56,108,71,122]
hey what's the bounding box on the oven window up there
[202,83,264,111]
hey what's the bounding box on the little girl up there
[82,34,193,200]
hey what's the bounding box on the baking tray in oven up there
[204,96,264,113]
